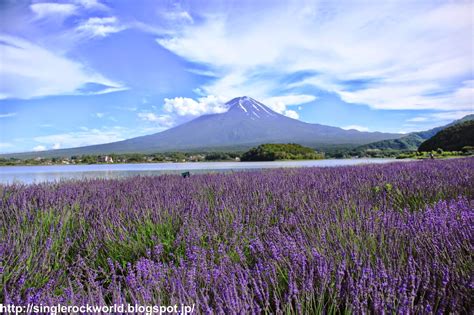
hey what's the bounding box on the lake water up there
[0,158,407,184]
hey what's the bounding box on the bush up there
[241,143,324,161]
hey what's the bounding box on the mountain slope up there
[4,97,402,158]
[358,114,474,151]
[418,120,474,151]
[109,97,401,149]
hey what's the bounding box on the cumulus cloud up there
[33,145,47,152]
[284,110,299,119]
[137,112,174,127]
[264,95,317,106]
[263,94,316,117]
[0,35,126,99]
[76,16,126,37]
[342,125,370,132]
[156,1,473,111]
[162,94,313,120]
[163,95,229,116]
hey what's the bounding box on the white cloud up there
[74,0,109,11]
[342,125,370,132]
[33,127,127,149]
[263,94,316,116]
[30,0,108,21]
[156,1,473,111]
[430,111,473,121]
[0,113,17,118]
[31,125,170,150]
[76,16,126,37]
[264,95,317,106]
[0,35,126,99]
[406,117,428,123]
[157,2,194,25]
[95,112,105,118]
[163,95,228,116]
[137,113,174,127]
[30,3,78,19]
[91,86,128,95]
[396,129,413,134]
[336,80,474,111]
[284,110,299,119]
[114,105,138,111]
[407,111,473,124]
[161,94,313,119]
[0,143,13,149]
[137,112,158,121]
[186,68,216,77]
[161,10,194,24]
[33,145,47,152]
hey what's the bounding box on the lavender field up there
[1,158,473,313]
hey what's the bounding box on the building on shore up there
[98,155,114,163]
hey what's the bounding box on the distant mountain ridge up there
[358,114,474,151]
[4,96,403,158]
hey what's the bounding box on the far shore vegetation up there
[0,144,473,166]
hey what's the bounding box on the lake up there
[0,158,408,184]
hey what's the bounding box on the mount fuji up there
[9,96,402,157]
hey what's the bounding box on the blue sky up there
[0,0,473,153]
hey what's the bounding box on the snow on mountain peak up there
[226,96,276,119]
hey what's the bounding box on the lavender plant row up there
[1,158,473,313]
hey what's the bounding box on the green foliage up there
[358,134,426,151]
[81,155,97,164]
[358,114,474,152]
[125,153,145,162]
[241,143,324,161]
[205,152,240,161]
[98,218,184,268]
[2,206,85,291]
[418,120,474,152]
[462,146,474,153]
[396,150,469,159]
